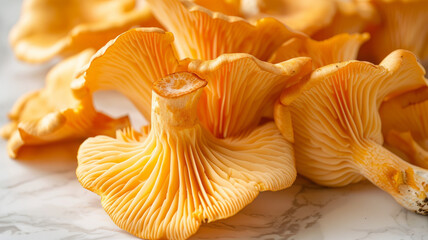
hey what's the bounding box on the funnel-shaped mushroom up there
[74,28,312,133]
[312,0,378,40]
[380,87,428,169]
[0,49,129,158]
[77,72,297,239]
[269,33,369,69]
[274,50,428,214]
[361,0,428,67]
[146,0,305,60]
[10,0,161,63]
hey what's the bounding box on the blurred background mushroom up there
[0,49,129,158]
[9,0,161,63]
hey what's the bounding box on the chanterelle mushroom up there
[0,49,129,158]
[312,0,378,40]
[380,87,428,169]
[274,50,428,214]
[10,0,161,63]
[77,72,297,239]
[146,0,306,61]
[73,28,312,133]
[361,0,428,68]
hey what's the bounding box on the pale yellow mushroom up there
[10,0,161,63]
[146,0,306,61]
[274,50,428,214]
[0,49,129,158]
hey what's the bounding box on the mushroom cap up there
[275,49,428,213]
[312,0,378,40]
[0,49,129,158]
[73,28,189,120]
[146,0,306,61]
[75,28,312,139]
[9,0,161,63]
[189,53,312,138]
[243,0,336,36]
[360,0,428,67]
[76,72,297,239]
[276,49,427,186]
[269,32,370,69]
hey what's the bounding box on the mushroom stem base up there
[353,140,428,215]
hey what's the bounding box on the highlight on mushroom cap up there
[76,71,297,239]
[274,49,428,214]
[10,0,161,63]
[0,49,129,158]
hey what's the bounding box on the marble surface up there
[1,1,427,240]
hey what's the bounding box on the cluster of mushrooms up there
[2,0,428,239]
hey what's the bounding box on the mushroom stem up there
[353,140,428,215]
[151,72,207,131]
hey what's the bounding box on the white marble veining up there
[0,1,427,239]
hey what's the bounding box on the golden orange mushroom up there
[146,0,306,61]
[274,50,428,214]
[75,28,312,239]
[0,49,129,158]
[361,0,428,68]
[312,0,378,40]
[10,0,161,63]
[73,28,312,132]
[241,0,336,36]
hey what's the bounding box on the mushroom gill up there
[274,50,428,214]
[10,0,161,63]
[76,72,297,239]
[0,49,129,158]
[146,0,306,61]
